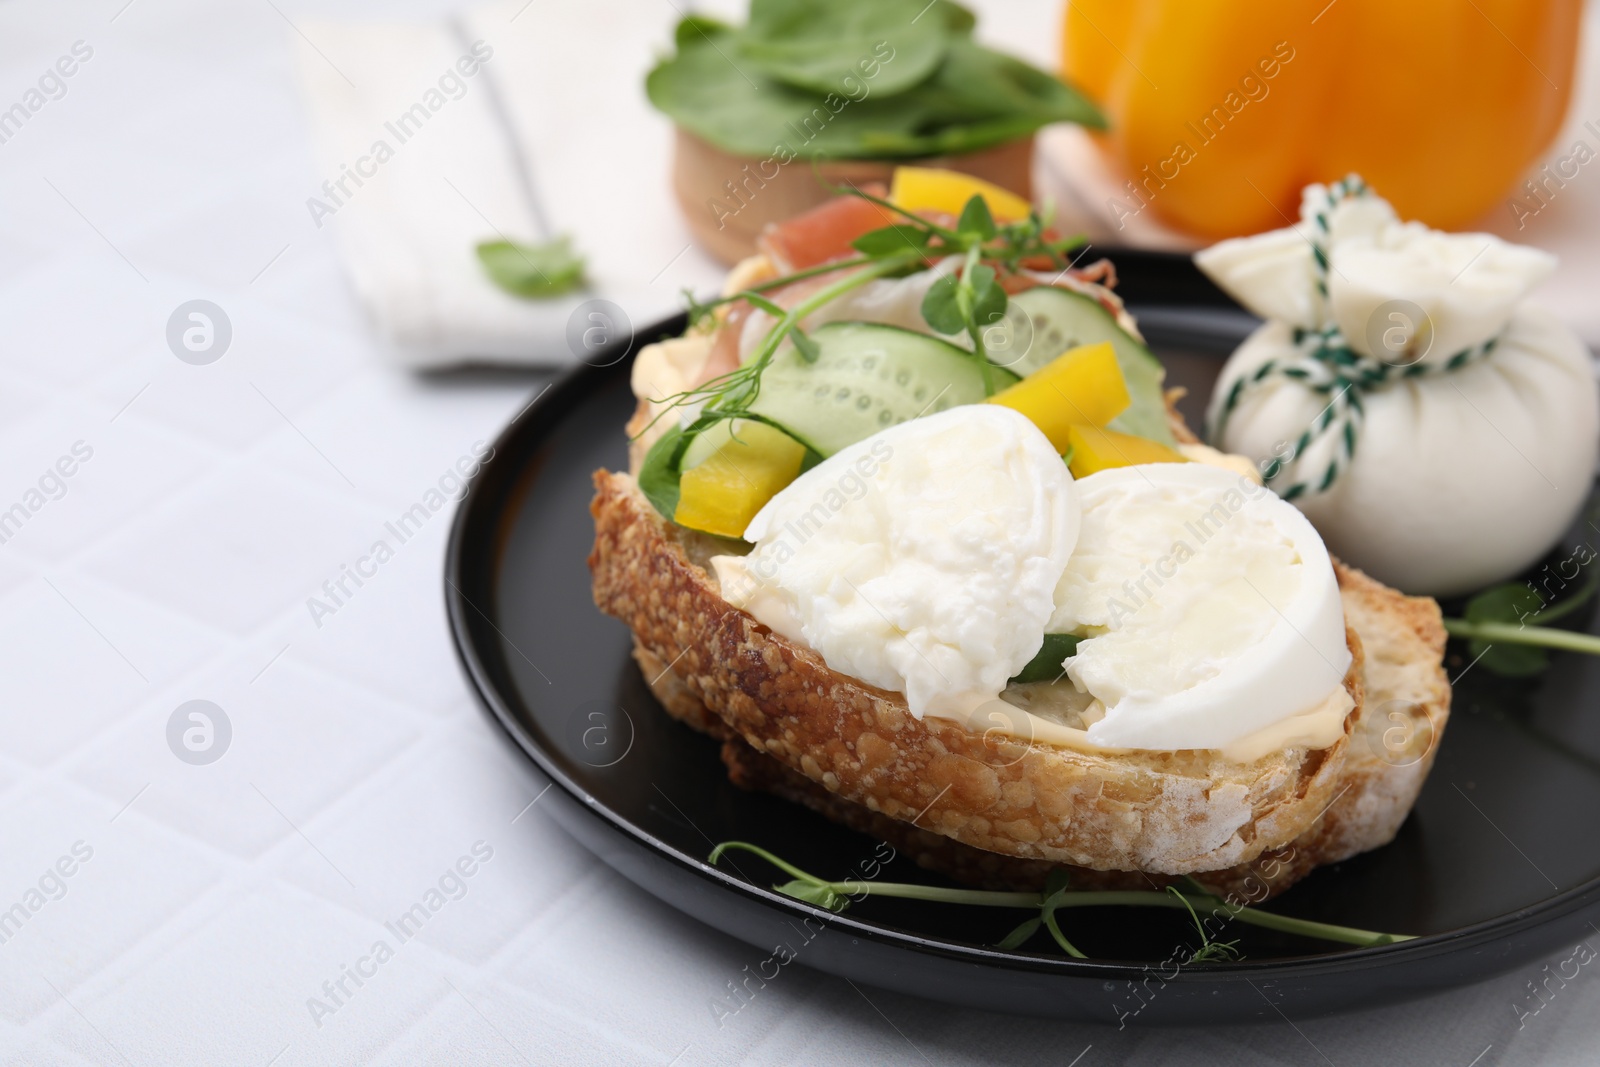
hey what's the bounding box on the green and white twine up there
[1209,175,1498,502]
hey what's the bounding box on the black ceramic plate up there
[446,250,1600,1024]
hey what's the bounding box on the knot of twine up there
[1210,175,1498,501]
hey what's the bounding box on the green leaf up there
[932,1,977,35]
[1465,583,1544,626]
[967,264,1006,328]
[476,236,585,298]
[742,291,788,319]
[790,328,821,363]
[1009,634,1080,684]
[1463,581,1550,674]
[851,225,935,256]
[738,0,949,98]
[1468,639,1549,677]
[926,39,1105,131]
[920,273,965,335]
[775,878,848,912]
[996,916,1041,950]
[1044,867,1072,897]
[646,23,1104,161]
[674,14,732,50]
[955,195,996,240]
[1461,575,1599,677]
[638,426,687,520]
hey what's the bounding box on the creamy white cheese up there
[1211,309,1597,596]
[1197,182,1598,596]
[711,405,1080,720]
[1051,463,1351,750]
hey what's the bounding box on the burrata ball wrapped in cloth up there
[1198,176,1599,597]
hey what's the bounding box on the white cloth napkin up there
[293,0,726,368]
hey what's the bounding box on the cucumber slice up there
[681,419,820,477]
[681,418,747,470]
[1008,287,1174,444]
[745,322,1006,457]
[681,421,728,471]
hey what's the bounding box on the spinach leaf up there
[738,0,947,98]
[931,0,977,36]
[645,12,1103,161]
[647,32,834,159]
[638,426,688,520]
[675,14,733,49]
[476,237,584,298]
[1010,634,1080,684]
[929,38,1101,127]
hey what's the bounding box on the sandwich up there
[589,174,1451,901]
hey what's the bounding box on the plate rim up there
[444,308,1600,985]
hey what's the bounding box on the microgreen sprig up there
[646,186,1083,446]
[1442,568,1600,677]
[681,255,879,332]
[649,251,922,452]
[708,841,1414,961]
[921,237,1007,395]
[1168,884,1241,963]
[830,179,1083,273]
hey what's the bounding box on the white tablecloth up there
[0,0,1597,1064]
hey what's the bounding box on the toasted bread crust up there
[1283,560,1450,867]
[591,469,1394,875]
[701,549,1448,901]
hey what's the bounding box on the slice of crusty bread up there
[597,356,1451,894]
[632,548,1447,899]
[592,466,1448,884]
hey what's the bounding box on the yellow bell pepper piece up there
[890,166,1032,223]
[987,341,1129,452]
[1066,424,1186,479]
[1062,0,1581,238]
[673,421,807,539]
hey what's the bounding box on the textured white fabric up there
[293,1,730,368]
[0,0,1598,1064]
